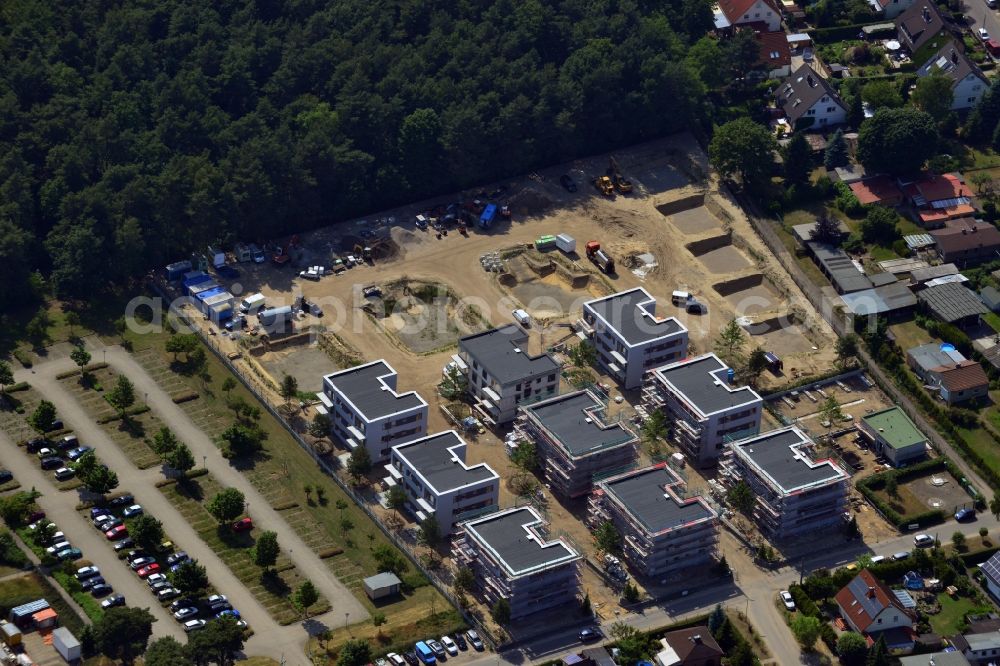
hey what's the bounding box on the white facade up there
[386,431,500,535]
[732,0,782,30]
[953,72,988,110]
[319,360,428,462]
[802,96,847,127]
[581,288,688,390]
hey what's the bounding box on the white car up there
[914,534,934,548]
[75,566,100,580]
[780,590,796,611]
[980,27,991,40]
[45,541,71,555]
[92,514,113,528]
[206,594,227,605]
[183,619,206,633]
[146,573,168,587]
[441,636,459,656]
[387,654,406,666]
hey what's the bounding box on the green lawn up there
[931,593,978,635]
[0,572,88,637]
[889,319,933,352]
[983,312,1000,335]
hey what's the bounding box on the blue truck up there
[479,203,497,229]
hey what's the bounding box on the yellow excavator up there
[594,175,614,196]
[608,157,633,194]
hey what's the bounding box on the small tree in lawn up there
[952,531,967,551]
[981,527,990,544]
[727,480,755,514]
[347,446,372,483]
[715,318,746,364]
[29,400,57,433]
[75,452,119,496]
[253,530,280,572]
[64,311,81,339]
[279,374,298,409]
[594,520,621,554]
[70,344,92,384]
[640,409,668,446]
[151,427,179,455]
[510,440,539,472]
[885,475,899,499]
[569,341,597,368]
[742,347,769,387]
[0,360,13,396]
[207,488,245,524]
[221,377,236,399]
[337,639,372,666]
[218,422,266,458]
[371,611,387,638]
[386,485,407,516]
[106,374,136,419]
[438,364,468,399]
[294,580,319,619]
[491,598,511,626]
[819,396,844,439]
[824,129,849,169]
[164,443,195,477]
[791,614,821,649]
[453,566,475,593]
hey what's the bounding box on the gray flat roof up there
[525,391,636,457]
[584,288,685,346]
[363,572,402,589]
[464,507,578,576]
[807,242,873,293]
[653,354,761,416]
[602,466,714,535]
[732,428,846,494]
[840,282,917,316]
[393,431,497,493]
[917,282,987,323]
[459,324,559,385]
[325,360,425,420]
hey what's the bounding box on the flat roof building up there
[805,242,873,293]
[386,431,499,535]
[588,464,719,578]
[721,427,849,539]
[918,282,988,325]
[581,288,688,389]
[320,360,428,462]
[517,390,639,498]
[456,324,560,425]
[453,506,581,621]
[858,407,928,467]
[642,354,762,467]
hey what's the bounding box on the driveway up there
[0,428,185,642]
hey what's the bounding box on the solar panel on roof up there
[930,196,971,209]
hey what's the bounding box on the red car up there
[232,518,253,533]
[105,525,128,541]
[137,563,160,578]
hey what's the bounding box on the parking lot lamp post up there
[203,455,207,469]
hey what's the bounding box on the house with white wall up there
[775,65,847,129]
[714,0,782,31]
[917,45,988,110]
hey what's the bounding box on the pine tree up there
[783,132,812,184]
[824,129,849,169]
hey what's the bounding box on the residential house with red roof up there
[849,176,904,207]
[714,0,782,31]
[835,569,916,641]
[902,173,976,227]
[754,29,792,78]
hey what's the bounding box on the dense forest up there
[0,0,726,307]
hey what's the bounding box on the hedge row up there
[788,584,838,651]
[54,362,108,380]
[96,404,150,424]
[808,22,894,44]
[170,390,199,404]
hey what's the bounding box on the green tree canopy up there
[857,108,939,175]
[127,514,165,551]
[94,607,155,666]
[144,637,194,666]
[337,639,372,666]
[206,488,245,524]
[911,74,955,121]
[709,118,777,187]
[253,530,280,571]
[170,560,209,595]
[294,580,320,618]
[106,375,136,416]
[837,631,868,666]
[28,400,57,433]
[783,132,813,184]
[185,616,245,666]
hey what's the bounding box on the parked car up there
[206,594,228,605]
[26,438,47,453]
[40,457,63,471]
[92,514,113,528]
[388,654,406,666]
[98,519,123,532]
[870,555,886,564]
[58,435,76,450]
[157,587,181,601]
[36,448,56,459]
[101,594,126,609]
[0,470,12,484]
[149,580,171,593]
[80,576,106,591]
[90,583,113,597]
[780,591,795,611]
[75,566,100,580]
[113,538,135,552]
[171,598,198,612]
[403,650,419,665]
[454,633,467,651]
[578,627,600,642]
[427,640,446,659]
[956,508,976,522]
[137,563,160,578]
[55,547,82,561]
[126,550,149,563]
[166,551,189,566]
[109,494,134,508]
[130,557,156,570]
[105,525,128,541]
[173,607,199,621]
[67,446,92,461]
[914,534,934,547]
[466,630,484,651]
[146,573,168,587]
[183,619,206,633]
[217,609,241,620]
[89,507,108,519]
[440,636,458,656]
[980,27,991,40]
[893,551,910,561]
[208,599,232,614]
[123,505,143,518]
[45,541,71,555]
[54,467,75,481]
[232,517,253,532]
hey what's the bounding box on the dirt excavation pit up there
[502,252,606,318]
[686,234,752,273]
[366,280,489,353]
[258,344,340,392]
[740,314,818,354]
[667,207,723,235]
[712,274,783,315]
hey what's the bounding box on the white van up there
[512,309,531,327]
[239,293,266,315]
[672,290,691,306]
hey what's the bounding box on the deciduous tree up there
[709,118,777,187]
[294,580,320,618]
[207,488,245,524]
[857,108,939,175]
[93,607,155,665]
[253,530,280,571]
[29,400,57,433]
[169,560,209,595]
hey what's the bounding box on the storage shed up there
[363,572,402,601]
[1,621,21,648]
[9,599,49,628]
[53,627,81,662]
[32,608,57,629]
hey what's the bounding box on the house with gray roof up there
[721,427,849,538]
[453,506,581,620]
[907,341,967,378]
[835,568,916,640]
[775,65,847,129]
[455,324,560,425]
[642,353,763,467]
[981,285,1000,312]
[518,390,639,498]
[320,360,428,462]
[581,288,688,389]
[588,464,719,578]
[917,44,988,110]
[896,2,947,53]
[386,431,499,535]
[950,627,1000,665]
[917,282,988,325]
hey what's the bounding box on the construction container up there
[555,234,576,253]
[165,260,193,282]
[534,235,557,251]
[1,622,21,648]
[52,627,81,662]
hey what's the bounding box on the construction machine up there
[594,176,614,196]
[586,241,615,275]
[608,157,633,194]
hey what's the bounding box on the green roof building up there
[859,407,928,467]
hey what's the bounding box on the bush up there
[13,350,32,368]
[318,547,344,559]
[170,390,199,404]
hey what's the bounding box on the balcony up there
[347,425,365,441]
[610,350,628,366]
[384,464,403,480]
[674,418,703,439]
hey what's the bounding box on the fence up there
[149,281,505,650]
[736,193,991,496]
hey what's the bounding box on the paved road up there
[964,0,1000,47]
[0,428,186,642]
